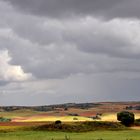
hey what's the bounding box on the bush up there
[117,111,134,127]
[55,120,62,125]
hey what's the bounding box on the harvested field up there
[12,116,93,122]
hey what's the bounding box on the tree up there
[55,120,62,125]
[54,120,62,129]
[117,111,135,126]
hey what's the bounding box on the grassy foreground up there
[0,130,139,140]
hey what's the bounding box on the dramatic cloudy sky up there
[0,0,140,106]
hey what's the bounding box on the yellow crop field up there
[13,116,93,122]
[101,113,140,122]
[135,113,140,119]
[101,113,117,122]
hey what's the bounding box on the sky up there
[0,0,140,106]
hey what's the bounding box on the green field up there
[0,130,139,140]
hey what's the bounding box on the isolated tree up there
[54,120,62,129]
[55,120,62,125]
[117,111,135,126]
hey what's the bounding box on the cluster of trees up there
[117,111,135,127]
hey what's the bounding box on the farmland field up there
[12,115,93,122]
[1,102,140,122]
[101,113,140,121]
[0,130,140,140]
[0,108,139,122]
[8,111,140,122]
[0,102,140,139]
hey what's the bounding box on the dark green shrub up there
[54,120,62,129]
[117,111,134,127]
[55,120,62,125]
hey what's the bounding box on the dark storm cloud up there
[1,0,140,105]
[4,0,140,19]
[0,3,140,80]
[3,0,119,17]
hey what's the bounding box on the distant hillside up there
[0,103,101,112]
[0,102,140,112]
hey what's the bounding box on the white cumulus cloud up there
[0,50,32,81]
